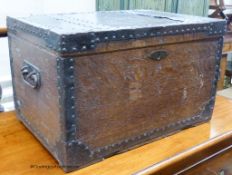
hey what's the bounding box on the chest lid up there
[7,10,226,55]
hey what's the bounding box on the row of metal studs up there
[8,19,226,54]
[88,114,203,155]
[87,38,224,155]
[66,58,78,144]
[213,37,224,96]
[56,58,94,156]
[57,58,79,145]
[56,57,66,148]
[61,37,224,157]
[58,24,226,53]
[201,37,224,117]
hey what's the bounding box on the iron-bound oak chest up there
[7,10,226,172]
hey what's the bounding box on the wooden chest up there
[7,10,226,172]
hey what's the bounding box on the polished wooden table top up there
[0,96,232,175]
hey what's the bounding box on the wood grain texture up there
[74,39,218,149]
[0,96,232,175]
[8,34,61,155]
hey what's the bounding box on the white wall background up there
[0,0,96,80]
[0,0,96,110]
[225,0,232,4]
[0,0,96,26]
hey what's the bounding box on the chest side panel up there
[73,38,219,150]
[9,35,61,150]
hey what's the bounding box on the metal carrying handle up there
[149,50,168,61]
[21,62,41,89]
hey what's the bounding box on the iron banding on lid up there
[7,10,226,54]
[52,23,226,54]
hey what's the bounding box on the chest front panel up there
[74,39,218,150]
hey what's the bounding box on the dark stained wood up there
[8,34,61,157]
[74,39,218,149]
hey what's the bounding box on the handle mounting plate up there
[21,61,41,89]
